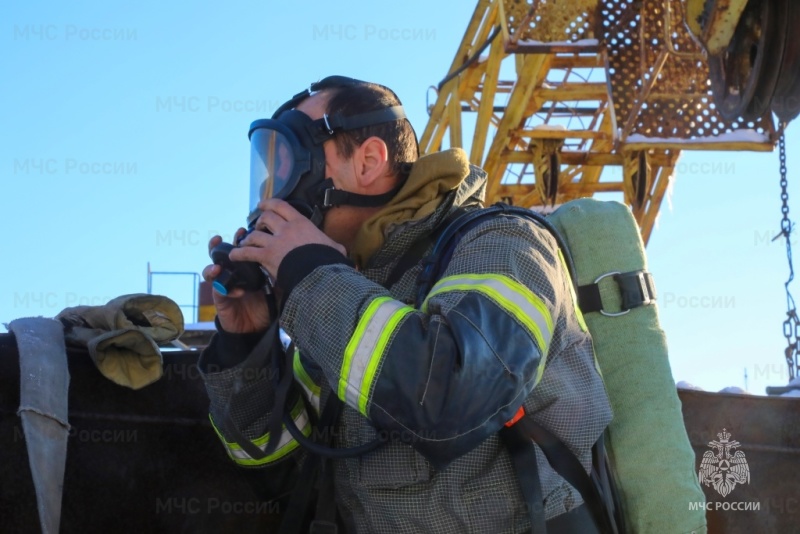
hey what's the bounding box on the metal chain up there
[774,132,800,381]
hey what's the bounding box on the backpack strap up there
[415,203,579,307]
[278,389,342,534]
[383,206,471,290]
[513,411,618,534]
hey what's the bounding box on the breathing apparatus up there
[211,76,412,296]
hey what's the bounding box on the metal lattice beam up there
[420,0,776,245]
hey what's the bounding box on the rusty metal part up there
[421,0,776,246]
[684,0,749,55]
[529,135,565,206]
[603,0,775,141]
[503,0,599,51]
[623,151,651,216]
[708,0,788,122]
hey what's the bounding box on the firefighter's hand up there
[231,198,347,279]
[203,232,272,334]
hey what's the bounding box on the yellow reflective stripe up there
[340,296,414,415]
[555,251,602,377]
[209,399,311,466]
[293,349,321,396]
[358,306,409,415]
[422,274,554,354]
[293,349,321,414]
[557,249,588,333]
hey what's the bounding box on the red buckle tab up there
[505,406,526,427]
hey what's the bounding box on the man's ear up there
[354,136,390,189]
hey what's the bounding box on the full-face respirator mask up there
[210,76,411,296]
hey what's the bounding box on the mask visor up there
[248,127,297,225]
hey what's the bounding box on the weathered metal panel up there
[0,334,282,534]
[678,389,800,534]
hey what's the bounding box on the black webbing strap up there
[279,390,344,534]
[415,203,579,308]
[592,436,622,534]
[498,425,547,534]
[578,270,655,315]
[311,457,339,534]
[321,106,406,133]
[544,504,601,533]
[322,182,404,208]
[383,206,471,290]
[515,416,615,534]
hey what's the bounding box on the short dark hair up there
[325,82,419,182]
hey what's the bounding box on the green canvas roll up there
[550,199,706,534]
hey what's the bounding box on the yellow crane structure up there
[420,0,782,244]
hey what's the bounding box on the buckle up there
[587,270,656,317]
[593,272,630,317]
[323,113,334,134]
[323,188,335,207]
[615,270,655,311]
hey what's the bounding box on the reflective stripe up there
[423,274,553,385]
[340,296,414,415]
[293,349,321,414]
[210,399,311,467]
[424,273,553,352]
[557,249,588,333]
[556,250,603,377]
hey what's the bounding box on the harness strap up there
[322,182,404,208]
[499,424,547,533]
[514,414,615,534]
[415,203,579,307]
[383,206,471,290]
[278,390,343,534]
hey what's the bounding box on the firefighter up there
[199,76,612,533]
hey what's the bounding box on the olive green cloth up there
[550,199,706,534]
[56,294,184,390]
[350,148,469,267]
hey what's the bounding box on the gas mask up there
[247,75,409,228]
[212,76,412,296]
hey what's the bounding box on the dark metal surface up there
[678,389,800,534]
[0,333,284,534]
[708,0,800,124]
[707,0,786,121]
[771,0,800,123]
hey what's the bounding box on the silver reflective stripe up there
[340,297,413,414]
[211,402,310,466]
[424,274,553,353]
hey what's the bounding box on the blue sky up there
[2,0,797,394]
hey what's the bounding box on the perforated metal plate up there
[600,0,775,140]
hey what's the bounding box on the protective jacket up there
[199,148,612,534]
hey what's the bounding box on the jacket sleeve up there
[198,321,311,474]
[277,215,566,467]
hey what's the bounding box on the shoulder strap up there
[382,206,471,290]
[516,415,620,534]
[415,202,579,307]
